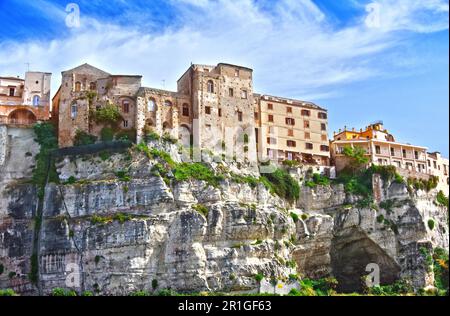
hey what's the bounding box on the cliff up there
[0,131,448,296]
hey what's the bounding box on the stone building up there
[53,64,142,147]
[0,72,52,126]
[426,152,449,195]
[54,62,329,165]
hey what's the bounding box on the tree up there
[342,146,369,175]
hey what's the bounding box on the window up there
[375,145,381,155]
[301,109,310,116]
[427,160,431,167]
[402,149,407,158]
[148,99,156,112]
[219,108,222,117]
[305,143,314,150]
[318,112,327,119]
[320,145,329,152]
[9,88,15,96]
[237,111,243,122]
[304,120,310,129]
[182,104,189,116]
[287,107,292,113]
[268,115,274,122]
[321,135,328,142]
[75,82,81,92]
[414,151,419,160]
[71,103,78,119]
[269,126,275,134]
[122,100,130,113]
[123,120,129,128]
[164,100,172,107]
[254,112,258,120]
[305,132,311,139]
[434,161,437,169]
[321,123,326,131]
[267,137,277,145]
[268,103,273,110]
[391,148,395,156]
[89,82,96,91]
[287,140,296,147]
[241,90,248,99]
[229,88,234,97]
[32,95,40,106]
[207,80,214,93]
[235,69,239,77]
[286,152,294,161]
[286,118,295,126]
[268,149,274,159]
[288,129,294,137]
[205,106,211,115]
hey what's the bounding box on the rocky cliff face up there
[0,137,448,295]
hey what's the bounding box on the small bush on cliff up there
[433,248,449,295]
[254,273,264,282]
[437,191,449,207]
[193,204,209,218]
[100,127,115,142]
[305,173,330,188]
[290,212,299,223]
[0,289,17,296]
[428,219,435,230]
[367,279,413,296]
[74,130,97,146]
[51,288,78,296]
[173,163,224,187]
[260,168,300,203]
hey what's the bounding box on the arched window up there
[164,100,172,107]
[182,104,189,117]
[207,80,214,93]
[89,82,97,91]
[122,100,130,113]
[75,82,81,92]
[71,103,78,119]
[147,99,156,112]
[32,95,40,106]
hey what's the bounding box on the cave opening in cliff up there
[331,228,401,293]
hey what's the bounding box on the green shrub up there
[100,127,115,142]
[428,219,435,230]
[260,168,300,203]
[282,160,301,168]
[367,279,413,296]
[130,290,150,296]
[193,204,209,218]
[145,131,160,142]
[81,291,94,296]
[433,248,449,294]
[437,191,449,207]
[0,289,16,296]
[116,170,131,182]
[156,289,179,296]
[162,132,178,144]
[74,130,97,146]
[115,129,137,143]
[113,213,132,224]
[51,288,77,296]
[377,215,385,223]
[64,176,77,185]
[254,273,264,282]
[301,214,308,221]
[173,163,224,187]
[92,103,122,125]
[290,212,299,223]
[99,151,111,161]
[152,279,158,290]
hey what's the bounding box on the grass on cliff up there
[32,122,59,197]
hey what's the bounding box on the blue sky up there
[0,0,448,155]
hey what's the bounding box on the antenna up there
[162,80,166,89]
[25,62,30,72]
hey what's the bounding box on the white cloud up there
[0,0,448,102]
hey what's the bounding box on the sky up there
[0,0,448,155]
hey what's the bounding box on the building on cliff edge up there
[0,72,52,126]
[52,63,331,167]
[330,122,449,195]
